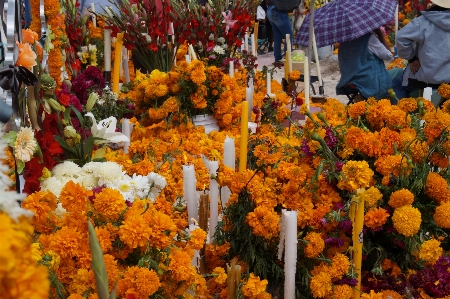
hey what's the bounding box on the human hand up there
[410,59,421,74]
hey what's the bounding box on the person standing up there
[392,0,450,100]
[256,0,273,52]
[266,0,300,62]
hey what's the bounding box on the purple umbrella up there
[295,0,397,48]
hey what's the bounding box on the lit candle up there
[304,55,310,110]
[283,210,298,299]
[104,29,112,71]
[239,101,248,172]
[229,60,234,78]
[209,160,219,242]
[112,33,124,93]
[251,34,256,56]
[90,3,96,27]
[183,164,198,223]
[351,190,365,299]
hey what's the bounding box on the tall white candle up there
[267,73,271,95]
[183,164,198,223]
[251,34,256,56]
[90,3,96,27]
[304,56,310,110]
[423,87,432,100]
[122,46,130,83]
[241,40,245,53]
[283,210,298,299]
[122,118,130,153]
[189,44,197,60]
[209,160,219,242]
[190,223,200,268]
[286,34,292,74]
[104,29,112,71]
[185,54,191,63]
[221,136,235,208]
[246,78,254,120]
[229,60,234,78]
[244,32,249,52]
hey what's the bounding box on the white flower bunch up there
[0,124,32,221]
[41,161,167,202]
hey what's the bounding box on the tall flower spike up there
[222,11,237,34]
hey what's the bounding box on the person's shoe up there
[268,47,273,52]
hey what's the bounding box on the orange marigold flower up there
[388,189,414,208]
[441,99,450,114]
[331,284,353,299]
[418,239,443,266]
[241,273,268,297]
[337,160,374,191]
[392,205,421,237]
[430,152,449,169]
[48,226,82,261]
[94,188,127,221]
[438,83,450,99]
[119,215,152,249]
[21,190,57,221]
[397,98,418,113]
[345,126,367,150]
[425,172,450,204]
[329,253,350,280]
[59,180,93,213]
[381,290,403,299]
[117,266,161,298]
[434,202,450,228]
[168,248,197,282]
[347,101,367,119]
[364,208,389,229]
[245,205,280,239]
[310,272,332,298]
[289,70,301,81]
[304,232,325,258]
[360,186,383,208]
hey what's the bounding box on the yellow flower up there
[245,205,280,239]
[360,186,383,208]
[388,189,414,208]
[241,273,268,297]
[188,227,207,250]
[362,290,383,299]
[14,127,37,162]
[418,239,443,265]
[332,284,353,299]
[434,202,450,228]
[392,205,421,237]
[310,272,332,298]
[337,160,374,191]
[304,232,325,258]
[330,253,350,280]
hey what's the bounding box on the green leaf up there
[16,159,25,174]
[54,136,78,156]
[88,220,110,299]
[2,131,17,147]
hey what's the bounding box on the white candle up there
[423,87,432,100]
[122,118,130,153]
[90,3,96,27]
[267,73,271,95]
[246,85,253,120]
[241,40,245,53]
[189,44,197,60]
[209,160,219,243]
[229,60,234,78]
[190,223,200,268]
[221,137,234,208]
[185,54,191,63]
[304,56,310,110]
[104,29,112,71]
[286,34,292,74]
[251,34,256,56]
[183,164,198,223]
[244,32,249,52]
[283,210,298,299]
[122,46,130,83]
[395,4,398,48]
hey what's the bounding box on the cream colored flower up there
[14,127,37,162]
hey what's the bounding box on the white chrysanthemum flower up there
[75,173,99,190]
[148,172,167,190]
[213,45,225,55]
[54,203,67,217]
[52,161,81,179]
[40,177,64,198]
[82,161,102,174]
[95,161,126,186]
[209,33,215,41]
[129,174,150,199]
[217,37,225,44]
[111,178,134,202]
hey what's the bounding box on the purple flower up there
[325,237,344,248]
[335,277,358,286]
[301,139,313,156]
[333,202,345,210]
[339,219,353,234]
[324,127,337,149]
[334,161,344,172]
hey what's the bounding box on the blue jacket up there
[336,33,391,99]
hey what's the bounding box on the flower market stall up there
[2,0,450,299]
